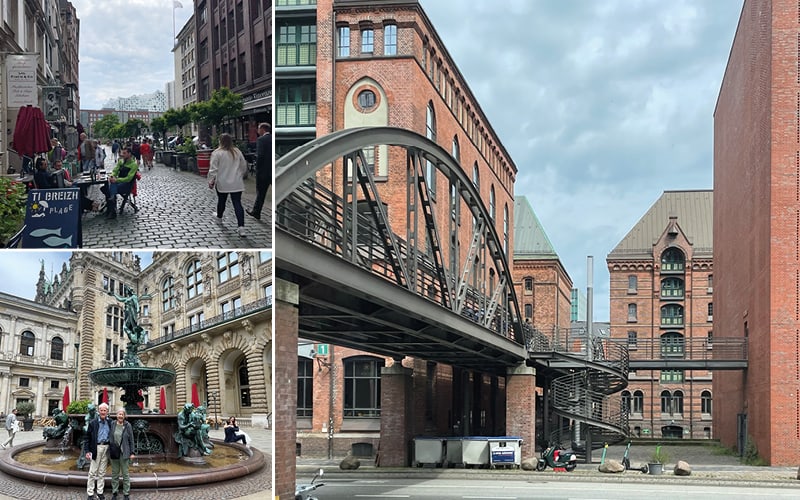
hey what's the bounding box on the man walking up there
[84,402,112,500]
[246,122,272,221]
[1,409,18,448]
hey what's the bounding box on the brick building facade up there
[713,0,800,465]
[607,191,714,440]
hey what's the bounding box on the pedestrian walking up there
[84,402,112,500]
[1,409,18,449]
[111,140,120,162]
[246,122,272,221]
[108,408,135,500]
[94,140,107,171]
[79,133,96,173]
[207,133,248,237]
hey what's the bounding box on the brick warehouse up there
[714,0,800,465]
[607,191,715,441]
[274,0,572,495]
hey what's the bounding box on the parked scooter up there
[621,441,649,473]
[535,444,578,472]
[295,468,325,500]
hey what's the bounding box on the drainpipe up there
[328,345,335,460]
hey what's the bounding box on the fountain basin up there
[89,367,176,415]
[0,439,265,488]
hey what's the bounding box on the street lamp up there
[209,392,218,430]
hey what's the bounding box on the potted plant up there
[647,444,670,475]
[15,401,36,431]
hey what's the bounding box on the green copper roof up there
[513,195,558,259]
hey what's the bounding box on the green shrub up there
[15,401,36,418]
[0,177,27,245]
[66,399,93,415]
[741,435,767,466]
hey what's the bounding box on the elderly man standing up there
[246,122,272,221]
[1,409,18,448]
[84,402,112,500]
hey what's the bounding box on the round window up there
[357,90,376,111]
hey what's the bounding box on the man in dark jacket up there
[246,122,272,220]
[84,402,111,500]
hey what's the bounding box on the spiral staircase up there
[524,325,630,455]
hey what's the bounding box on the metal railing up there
[621,337,747,363]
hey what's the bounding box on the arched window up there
[426,103,437,195]
[186,259,204,299]
[661,247,685,272]
[701,390,712,415]
[472,162,479,188]
[50,336,64,361]
[20,331,35,356]
[660,332,685,358]
[660,304,684,326]
[343,356,384,417]
[297,358,314,417]
[660,277,684,298]
[660,390,671,413]
[451,136,460,163]
[238,359,251,407]
[632,390,644,414]
[621,390,631,413]
[161,276,176,312]
[503,204,509,256]
[489,185,495,221]
[672,390,684,415]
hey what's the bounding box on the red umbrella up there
[102,387,109,404]
[12,106,33,156]
[137,389,144,410]
[30,107,52,154]
[191,383,200,407]
[159,387,167,414]
[12,105,50,157]
[62,385,70,410]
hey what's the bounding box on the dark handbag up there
[108,440,121,459]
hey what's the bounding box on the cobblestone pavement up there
[79,150,272,249]
[0,424,272,499]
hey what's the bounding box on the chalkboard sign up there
[20,188,82,248]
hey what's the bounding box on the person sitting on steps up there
[100,147,138,219]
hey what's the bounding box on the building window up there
[297,358,314,417]
[503,204,509,257]
[238,360,251,407]
[344,357,384,417]
[357,90,376,111]
[186,260,204,299]
[627,330,638,348]
[277,82,316,127]
[361,28,373,54]
[50,380,60,389]
[524,303,532,319]
[524,277,533,293]
[627,303,637,322]
[660,390,671,414]
[472,162,479,188]
[660,304,684,326]
[660,277,684,298]
[188,311,205,331]
[50,336,64,361]
[384,24,397,55]
[217,252,240,283]
[161,277,176,312]
[632,390,644,414]
[425,103,437,195]
[707,302,713,321]
[277,24,317,66]
[661,247,685,272]
[660,332,685,358]
[19,377,30,387]
[489,185,496,222]
[621,390,631,413]
[707,274,713,293]
[701,390,712,415]
[627,275,637,293]
[20,331,35,356]
[220,296,242,319]
[337,25,350,57]
[660,370,684,383]
[452,136,460,163]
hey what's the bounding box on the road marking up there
[462,497,517,499]
[354,496,410,498]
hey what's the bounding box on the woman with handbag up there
[207,133,248,237]
[108,408,135,500]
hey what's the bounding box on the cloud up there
[420,0,742,319]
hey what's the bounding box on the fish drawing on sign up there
[42,235,72,247]
[29,228,62,238]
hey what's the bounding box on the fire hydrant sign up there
[21,188,81,248]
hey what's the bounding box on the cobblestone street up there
[79,153,272,249]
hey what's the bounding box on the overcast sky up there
[0,251,153,300]
[71,0,192,109]
[421,0,743,320]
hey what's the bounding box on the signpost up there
[21,188,82,248]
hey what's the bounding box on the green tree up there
[163,107,192,135]
[92,114,121,140]
[122,118,147,139]
[150,116,168,147]
[190,87,243,143]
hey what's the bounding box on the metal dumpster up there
[444,438,463,467]
[413,437,445,467]
[461,437,490,467]
[489,437,522,468]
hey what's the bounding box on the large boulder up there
[340,455,361,470]
[673,460,692,476]
[521,457,538,471]
[598,459,625,473]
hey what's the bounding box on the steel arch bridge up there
[275,126,529,372]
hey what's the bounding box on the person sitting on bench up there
[100,146,138,219]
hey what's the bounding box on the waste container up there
[489,437,522,468]
[462,437,490,467]
[444,438,463,467]
[412,437,445,467]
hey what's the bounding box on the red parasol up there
[101,387,109,404]
[12,105,51,157]
[191,383,200,407]
[159,387,167,414]
[62,385,70,410]
[137,389,144,410]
